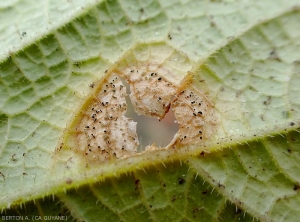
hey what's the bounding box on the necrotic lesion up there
[71,74,139,163]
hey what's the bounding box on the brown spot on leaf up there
[171,85,217,146]
[54,44,219,169]
[59,74,139,164]
[66,178,73,184]
[114,65,177,119]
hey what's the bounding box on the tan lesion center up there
[57,64,217,165]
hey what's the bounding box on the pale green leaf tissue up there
[1,0,300,221]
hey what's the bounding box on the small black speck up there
[290,122,295,126]
[235,208,242,214]
[158,77,162,81]
[178,177,185,185]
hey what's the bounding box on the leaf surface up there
[1,0,300,221]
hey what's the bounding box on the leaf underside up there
[1,0,300,221]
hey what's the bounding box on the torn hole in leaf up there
[113,64,179,119]
[113,63,219,150]
[55,64,218,168]
[122,78,179,151]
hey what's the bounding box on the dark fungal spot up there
[178,177,185,185]
[171,196,176,202]
[235,208,242,214]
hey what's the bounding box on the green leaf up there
[1,0,300,221]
